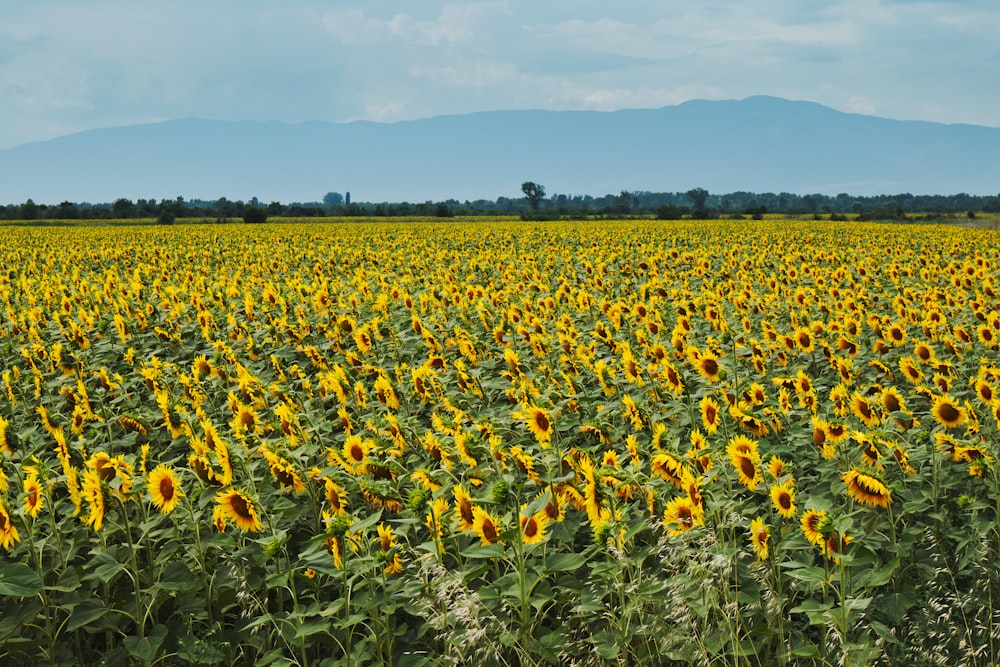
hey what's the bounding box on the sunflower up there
[452,485,476,531]
[377,523,404,575]
[826,420,850,443]
[974,378,996,405]
[727,434,759,458]
[0,414,11,456]
[899,357,922,385]
[509,446,540,483]
[931,393,966,429]
[216,489,264,532]
[338,435,373,474]
[885,322,907,347]
[728,448,762,491]
[359,479,403,513]
[811,415,829,447]
[822,531,853,562]
[471,505,502,545]
[353,328,373,354]
[22,473,44,519]
[745,382,767,406]
[309,481,343,519]
[879,387,906,414]
[857,434,882,467]
[749,517,770,560]
[663,495,704,537]
[913,342,936,365]
[700,395,721,434]
[695,352,722,383]
[519,505,549,545]
[800,508,828,546]
[662,362,684,395]
[770,482,796,518]
[229,401,260,436]
[522,405,553,446]
[146,465,183,514]
[374,374,400,410]
[977,324,996,347]
[82,469,106,532]
[850,392,881,427]
[651,453,686,488]
[767,455,788,479]
[0,500,20,551]
[794,327,814,353]
[843,469,892,508]
[829,384,851,417]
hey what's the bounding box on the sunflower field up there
[1,218,1000,666]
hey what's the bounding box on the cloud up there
[322,4,493,46]
[0,0,998,149]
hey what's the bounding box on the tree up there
[20,199,38,220]
[686,188,709,218]
[521,182,546,210]
[113,198,135,218]
[323,192,344,206]
[242,204,268,224]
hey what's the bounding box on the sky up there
[1,0,998,149]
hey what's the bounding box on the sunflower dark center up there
[938,402,960,422]
[459,501,474,525]
[534,413,550,432]
[231,494,250,519]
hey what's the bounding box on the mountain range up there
[1,96,998,205]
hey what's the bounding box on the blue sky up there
[1,0,998,149]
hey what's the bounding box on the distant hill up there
[1,96,998,204]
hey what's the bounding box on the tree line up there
[2,188,998,222]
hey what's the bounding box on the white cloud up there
[322,4,493,46]
[0,0,998,149]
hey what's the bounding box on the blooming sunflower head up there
[770,482,796,519]
[749,517,770,560]
[800,508,828,546]
[931,393,966,429]
[146,465,183,514]
[216,489,264,532]
[843,469,892,508]
[0,500,21,551]
[700,395,720,434]
[519,505,549,545]
[524,406,553,445]
[22,474,45,519]
[663,495,704,537]
[471,505,502,546]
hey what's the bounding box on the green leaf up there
[784,566,829,584]
[860,557,900,588]
[0,563,43,597]
[592,632,619,660]
[294,619,332,639]
[48,568,82,593]
[788,644,821,658]
[66,599,109,632]
[461,543,505,559]
[545,552,588,572]
[123,624,167,664]
[790,598,834,625]
[93,560,127,583]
